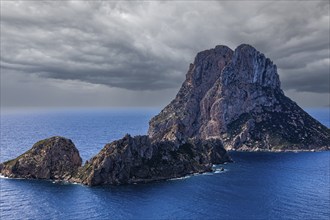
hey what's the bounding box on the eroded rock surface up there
[0,136,82,179]
[77,134,231,186]
[0,135,230,186]
[148,44,330,151]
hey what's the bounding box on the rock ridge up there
[0,135,231,186]
[76,134,230,186]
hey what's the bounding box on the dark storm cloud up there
[280,58,330,93]
[1,1,186,90]
[1,1,329,107]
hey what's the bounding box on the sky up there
[1,0,329,109]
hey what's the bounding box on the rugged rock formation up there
[148,44,330,151]
[0,135,230,186]
[1,43,328,186]
[0,136,82,179]
[77,134,230,186]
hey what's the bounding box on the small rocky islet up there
[0,135,230,185]
[1,44,329,186]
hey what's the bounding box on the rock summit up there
[149,44,329,151]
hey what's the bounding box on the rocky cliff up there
[0,135,230,186]
[76,134,230,186]
[0,136,82,179]
[148,44,330,151]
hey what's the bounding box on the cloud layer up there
[1,1,329,107]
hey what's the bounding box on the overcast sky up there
[1,0,329,109]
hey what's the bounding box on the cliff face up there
[0,137,82,179]
[77,135,230,186]
[148,44,330,151]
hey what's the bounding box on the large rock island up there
[1,44,329,186]
[149,44,329,151]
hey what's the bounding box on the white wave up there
[213,167,226,174]
[0,175,26,180]
[0,174,9,179]
[201,172,213,176]
[214,169,226,174]
[169,175,192,181]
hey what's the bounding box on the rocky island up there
[0,135,230,186]
[0,137,82,180]
[76,134,230,185]
[149,44,329,151]
[1,44,329,186]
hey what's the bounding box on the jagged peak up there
[217,43,280,89]
[235,43,257,51]
[233,44,273,67]
[194,45,233,63]
[197,45,233,55]
[188,43,280,90]
[233,44,266,62]
[233,44,264,61]
[214,45,233,52]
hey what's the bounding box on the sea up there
[0,108,329,219]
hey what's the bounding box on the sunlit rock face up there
[148,44,330,151]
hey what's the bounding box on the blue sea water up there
[0,108,329,219]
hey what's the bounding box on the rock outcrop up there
[148,44,330,151]
[0,136,82,180]
[0,135,230,186]
[77,134,230,186]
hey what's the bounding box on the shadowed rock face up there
[148,44,330,151]
[0,136,82,179]
[77,134,231,186]
[0,135,230,186]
